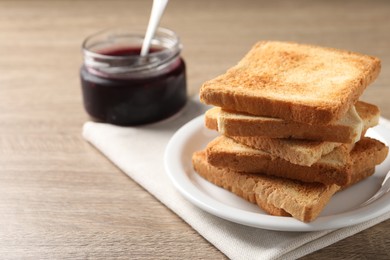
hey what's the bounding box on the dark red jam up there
[99,46,161,56]
[80,47,187,126]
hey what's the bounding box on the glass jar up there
[80,27,187,126]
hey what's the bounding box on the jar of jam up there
[80,27,187,126]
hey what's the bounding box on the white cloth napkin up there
[82,99,390,260]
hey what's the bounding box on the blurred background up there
[0,0,388,119]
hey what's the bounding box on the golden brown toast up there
[205,136,388,186]
[192,151,376,222]
[230,137,348,167]
[205,101,379,166]
[205,101,379,143]
[200,41,381,124]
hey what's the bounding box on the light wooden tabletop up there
[0,0,389,259]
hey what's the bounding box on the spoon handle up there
[141,0,169,57]
[359,170,390,208]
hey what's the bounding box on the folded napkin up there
[82,99,390,260]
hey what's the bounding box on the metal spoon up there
[140,0,169,57]
[359,170,390,207]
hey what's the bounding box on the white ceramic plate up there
[164,115,390,231]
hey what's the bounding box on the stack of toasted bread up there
[193,41,389,222]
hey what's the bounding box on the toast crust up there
[205,101,379,143]
[192,151,291,217]
[200,41,381,124]
[204,101,379,166]
[192,151,377,222]
[206,136,388,186]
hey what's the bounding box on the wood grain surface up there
[0,0,389,259]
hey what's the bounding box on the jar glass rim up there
[82,27,182,75]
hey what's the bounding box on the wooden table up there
[0,0,389,258]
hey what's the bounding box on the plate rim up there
[164,115,390,231]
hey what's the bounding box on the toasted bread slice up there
[205,101,379,143]
[200,41,381,124]
[230,137,349,167]
[206,136,388,186]
[193,151,292,217]
[205,101,379,166]
[206,101,379,166]
[192,151,376,222]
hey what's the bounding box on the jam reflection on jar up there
[80,27,187,126]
